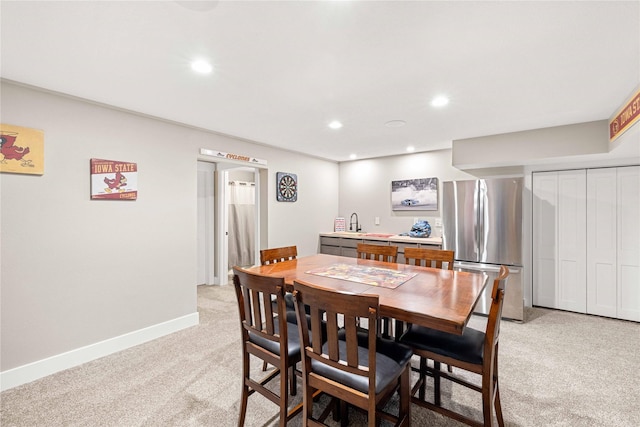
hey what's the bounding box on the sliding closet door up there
[617,166,640,321]
[533,170,586,312]
[533,172,559,308]
[557,170,586,313]
[587,168,617,317]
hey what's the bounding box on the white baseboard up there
[0,312,199,392]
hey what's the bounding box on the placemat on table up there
[305,263,416,289]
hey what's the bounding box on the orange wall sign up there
[199,148,267,165]
[609,88,640,142]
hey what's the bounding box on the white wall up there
[337,126,638,312]
[338,150,475,237]
[3,79,636,389]
[264,152,339,255]
[0,82,338,388]
[452,121,610,169]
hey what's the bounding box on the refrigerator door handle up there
[455,261,521,275]
[455,261,502,272]
[477,181,484,260]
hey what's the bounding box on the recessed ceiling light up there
[406,146,415,152]
[431,95,449,107]
[191,59,213,74]
[385,120,406,128]
[328,120,343,129]
[349,153,357,160]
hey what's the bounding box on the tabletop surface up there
[246,254,488,335]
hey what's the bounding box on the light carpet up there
[1,284,639,426]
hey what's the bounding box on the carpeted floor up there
[1,284,639,426]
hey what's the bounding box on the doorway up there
[197,160,264,285]
[227,167,257,270]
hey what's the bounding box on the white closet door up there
[617,166,640,321]
[533,172,559,308]
[557,170,587,313]
[587,168,617,317]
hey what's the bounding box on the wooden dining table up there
[246,253,488,335]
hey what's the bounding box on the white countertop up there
[320,232,442,245]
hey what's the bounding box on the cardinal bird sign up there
[90,158,138,200]
[0,124,45,175]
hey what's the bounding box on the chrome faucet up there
[349,212,361,232]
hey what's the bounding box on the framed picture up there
[391,177,438,211]
[90,158,138,200]
[276,172,297,202]
[0,123,45,175]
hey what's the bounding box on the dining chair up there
[292,278,413,427]
[404,247,455,270]
[232,266,302,426]
[356,243,399,339]
[399,266,510,427]
[259,246,299,371]
[260,245,298,265]
[401,247,456,373]
[356,243,398,263]
[260,246,298,309]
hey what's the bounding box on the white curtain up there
[228,181,255,269]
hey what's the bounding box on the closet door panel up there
[533,172,558,308]
[617,166,640,321]
[586,168,617,317]
[557,170,586,313]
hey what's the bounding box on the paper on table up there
[306,263,416,289]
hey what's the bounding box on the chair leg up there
[279,363,289,427]
[481,358,496,427]
[304,380,316,425]
[494,351,505,427]
[340,400,349,427]
[418,357,427,400]
[367,396,376,427]
[289,365,297,396]
[262,361,268,371]
[398,365,411,426]
[494,378,504,427]
[433,361,442,406]
[331,398,341,422]
[238,348,250,427]
[380,317,392,339]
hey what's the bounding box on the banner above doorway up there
[199,148,267,166]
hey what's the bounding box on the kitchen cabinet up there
[319,236,361,257]
[587,166,640,321]
[318,236,342,256]
[533,166,640,322]
[319,234,441,261]
[532,170,587,312]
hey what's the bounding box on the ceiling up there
[1,1,639,162]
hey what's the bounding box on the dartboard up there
[276,172,297,202]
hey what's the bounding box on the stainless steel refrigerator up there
[442,178,524,321]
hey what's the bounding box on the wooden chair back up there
[356,243,398,263]
[232,266,300,425]
[404,247,455,270]
[233,267,287,347]
[293,281,411,426]
[484,265,509,371]
[400,265,510,427]
[260,246,297,265]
